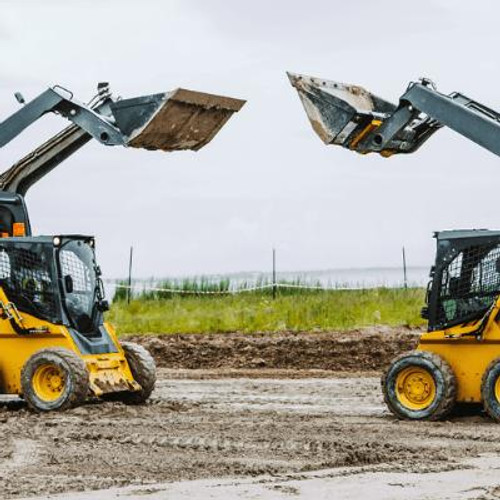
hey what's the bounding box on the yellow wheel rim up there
[395,366,436,410]
[32,364,66,402]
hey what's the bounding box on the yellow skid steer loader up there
[288,72,500,421]
[0,82,245,411]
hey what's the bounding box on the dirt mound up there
[127,326,421,371]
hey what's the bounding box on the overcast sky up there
[0,0,499,278]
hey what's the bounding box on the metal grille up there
[0,243,58,322]
[59,246,95,322]
[437,243,500,328]
[60,249,93,293]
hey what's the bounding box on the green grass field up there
[108,287,426,335]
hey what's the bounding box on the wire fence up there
[106,280,419,297]
[108,246,425,300]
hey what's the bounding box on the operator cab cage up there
[0,235,105,334]
[424,230,500,331]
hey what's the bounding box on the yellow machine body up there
[0,287,139,398]
[418,299,500,403]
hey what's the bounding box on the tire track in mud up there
[62,431,406,456]
[9,439,39,469]
[155,377,386,416]
[0,437,39,471]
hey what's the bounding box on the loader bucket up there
[287,72,397,148]
[110,88,245,152]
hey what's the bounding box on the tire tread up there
[21,347,89,412]
[481,357,500,422]
[119,342,156,405]
[381,350,456,421]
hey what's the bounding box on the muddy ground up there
[2,327,500,499]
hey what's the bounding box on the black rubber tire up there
[481,357,500,422]
[21,348,89,412]
[114,342,156,405]
[381,350,457,421]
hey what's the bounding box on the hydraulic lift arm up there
[0,83,245,195]
[288,73,500,158]
[0,85,125,148]
[0,125,91,195]
[0,85,111,195]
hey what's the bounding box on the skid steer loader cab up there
[0,235,155,412]
[423,231,500,332]
[0,236,105,333]
[0,207,105,336]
